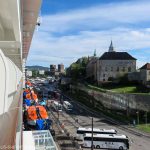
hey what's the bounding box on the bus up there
[52,101,62,112]
[76,127,117,140]
[63,101,73,111]
[82,133,129,150]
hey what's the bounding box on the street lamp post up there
[91,117,94,150]
[92,90,94,107]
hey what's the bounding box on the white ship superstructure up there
[0,0,42,149]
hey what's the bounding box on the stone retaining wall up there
[71,85,150,112]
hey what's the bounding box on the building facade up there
[50,64,65,76]
[39,70,45,75]
[86,56,98,81]
[58,64,64,73]
[97,41,136,83]
[128,71,140,82]
[140,63,150,84]
[26,70,32,77]
[50,64,56,75]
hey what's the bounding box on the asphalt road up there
[56,96,150,150]
[34,82,150,150]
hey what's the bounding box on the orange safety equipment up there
[31,90,38,101]
[27,106,48,121]
[26,80,32,86]
[26,93,32,99]
[25,90,38,101]
[24,89,30,94]
[32,93,38,100]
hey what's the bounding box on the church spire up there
[109,40,115,52]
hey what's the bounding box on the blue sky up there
[27,0,150,68]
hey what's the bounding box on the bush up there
[108,77,115,81]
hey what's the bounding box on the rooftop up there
[84,133,127,138]
[140,63,150,70]
[99,52,136,60]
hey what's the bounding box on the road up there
[34,82,150,150]
[53,94,150,150]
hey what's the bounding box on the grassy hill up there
[26,65,49,71]
[87,84,150,94]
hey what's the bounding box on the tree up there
[66,57,89,80]
[32,70,38,78]
[108,77,115,81]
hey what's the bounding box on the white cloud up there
[40,1,150,33]
[27,0,150,67]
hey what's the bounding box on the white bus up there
[76,127,117,140]
[82,133,129,150]
[52,101,62,112]
[63,101,73,111]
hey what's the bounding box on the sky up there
[26,0,150,68]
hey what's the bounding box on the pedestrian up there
[133,119,136,127]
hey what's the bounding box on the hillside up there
[26,65,49,71]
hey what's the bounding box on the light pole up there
[91,117,94,150]
[92,90,95,107]
[136,111,139,125]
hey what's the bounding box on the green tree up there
[32,70,38,78]
[67,57,88,80]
